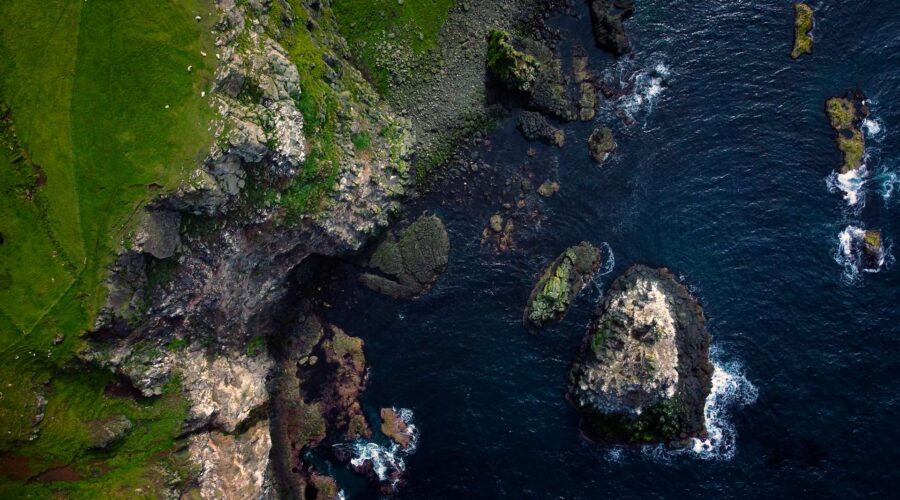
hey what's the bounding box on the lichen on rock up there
[568,265,713,444]
[791,3,814,59]
[825,91,868,173]
[524,242,602,330]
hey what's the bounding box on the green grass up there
[0,0,217,492]
[791,3,813,59]
[332,0,455,96]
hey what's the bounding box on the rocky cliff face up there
[84,0,414,497]
[568,265,713,444]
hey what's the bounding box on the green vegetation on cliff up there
[825,96,866,172]
[332,0,455,96]
[0,0,216,493]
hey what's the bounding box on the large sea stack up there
[568,265,713,444]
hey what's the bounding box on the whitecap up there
[345,408,419,485]
[826,165,867,207]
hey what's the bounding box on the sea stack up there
[791,3,814,59]
[587,0,636,56]
[825,91,868,173]
[568,265,713,444]
[524,242,602,331]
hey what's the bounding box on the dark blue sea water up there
[321,1,900,497]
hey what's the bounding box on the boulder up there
[359,215,450,299]
[588,0,635,56]
[133,209,181,259]
[568,265,713,444]
[524,242,602,330]
[588,127,616,164]
[86,414,132,450]
[517,111,565,147]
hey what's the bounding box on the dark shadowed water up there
[319,1,900,497]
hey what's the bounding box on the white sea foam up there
[347,408,419,484]
[589,242,616,296]
[606,59,670,124]
[875,162,900,203]
[834,225,889,282]
[861,117,885,141]
[826,166,867,206]
[640,348,757,462]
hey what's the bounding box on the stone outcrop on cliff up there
[568,265,713,444]
[359,214,451,299]
[524,243,602,330]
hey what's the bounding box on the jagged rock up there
[133,209,181,259]
[380,408,414,449]
[176,346,273,433]
[517,111,564,146]
[189,419,272,500]
[568,265,713,444]
[524,242,602,330]
[537,180,560,198]
[486,29,540,92]
[359,215,450,299]
[95,252,148,329]
[588,0,635,56]
[588,127,616,164]
[86,414,132,450]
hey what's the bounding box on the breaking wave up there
[834,225,891,283]
[346,408,419,484]
[826,166,867,207]
[641,347,757,462]
[604,59,670,124]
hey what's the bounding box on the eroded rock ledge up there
[568,265,713,445]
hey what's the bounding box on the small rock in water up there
[588,126,616,164]
[537,180,560,198]
[489,214,504,233]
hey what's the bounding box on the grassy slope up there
[0,0,216,494]
[332,0,455,96]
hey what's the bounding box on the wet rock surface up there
[588,0,635,56]
[524,242,602,330]
[359,215,450,299]
[568,265,713,444]
[588,126,617,164]
[517,111,565,146]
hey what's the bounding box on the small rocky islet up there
[568,265,714,445]
[524,242,602,331]
[825,90,869,174]
[791,3,814,59]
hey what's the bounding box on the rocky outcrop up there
[486,29,577,121]
[791,3,814,59]
[568,265,713,444]
[524,242,602,330]
[380,408,416,449]
[188,419,272,500]
[572,44,597,121]
[359,215,450,299]
[517,111,565,147]
[862,230,884,270]
[86,415,132,450]
[588,0,635,56]
[537,180,560,198]
[588,127,616,164]
[133,210,181,260]
[825,91,868,173]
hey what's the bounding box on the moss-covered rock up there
[537,180,560,198]
[825,92,869,173]
[568,265,713,445]
[359,214,450,299]
[588,127,617,164]
[486,29,540,92]
[791,3,814,59]
[524,242,602,331]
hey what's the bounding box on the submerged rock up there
[825,91,868,173]
[517,111,565,147]
[791,3,814,59]
[568,265,713,444]
[359,215,450,299]
[588,0,635,56]
[588,127,617,164]
[524,242,602,330]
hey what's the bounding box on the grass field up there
[332,0,455,96]
[0,0,217,493]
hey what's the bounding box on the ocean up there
[316,1,900,497]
